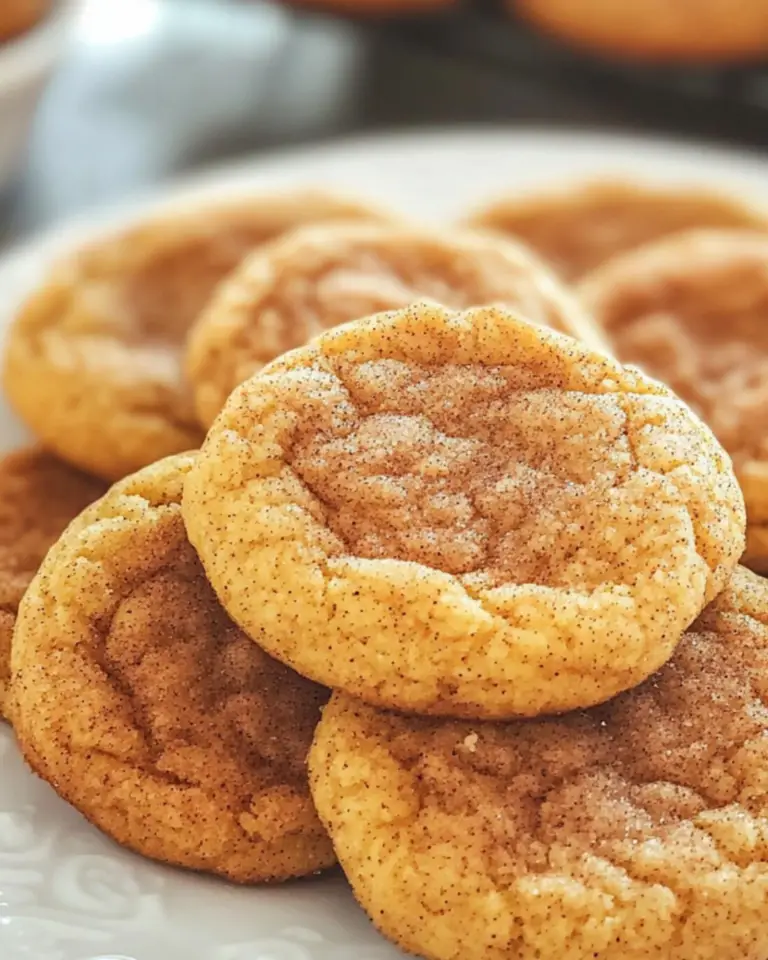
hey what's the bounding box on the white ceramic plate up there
[3,127,768,960]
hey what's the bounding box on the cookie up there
[0,0,48,41]
[11,453,335,883]
[293,0,452,14]
[465,180,768,281]
[183,304,744,719]
[0,447,106,720]
[3,193,389,481]
[310,566,768,960]
[746,526,768,575]
[185,221,604,427]
[514,0,768,62]
[579,230,768,574]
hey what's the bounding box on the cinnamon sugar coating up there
[11,453,334,883]
[3,193,389,480]
[579,230,768,573]
[0,447,106,720]
[183,304,744,718]
[310,567,768,960]
[466,180,767,281]
[185,221,603,426]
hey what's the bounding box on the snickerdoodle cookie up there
[183,304,744,719]
[310,566,768,960]
[294,0,452,14]
[4,193,389,481]
[0,0,48,42]
[11,453,334,883]
[0,447,106,720]
[579,230,768,573]
[514,0,768,62]
[466,180,768,281]
[185,221,603,427]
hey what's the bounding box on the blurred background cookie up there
[3,193,390,481]
[0,446,106,721]
[579,229,768,574]
[466,180,768,281]
[184,304,744,719]
[0,0,48,43]
[514,0,768,62]
[288,0,454,14]
[11,453,334,883]
[311,566,768,960]
[186,220,602,426]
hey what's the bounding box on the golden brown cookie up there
[0,446,106,721]
[11,453,335,884]
[579,230,768,574]
[183,304,744,719]
[0,0,48,42]
[310,566,768,960]
[291,0,452,14]
[185,221,604,427]
[746,526,768,575]
[3,193,390,481]
[465,180,768,281]
[514,0,768,62]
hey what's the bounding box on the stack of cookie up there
[0,180,766,960]
[0,188,602,883]
[183,300,759,960]
[0,192,399,721]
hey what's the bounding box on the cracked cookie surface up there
[466,181,767,281]
[310,566,768,960]
[3,193,388,480]
[11,453,334,883]
[0,446,106,721]
[579,230,768,573]
[185,221,603,426]
[183,304,744,718]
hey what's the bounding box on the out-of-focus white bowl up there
[0,0,74,194]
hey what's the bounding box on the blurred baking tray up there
[376,5,768,147]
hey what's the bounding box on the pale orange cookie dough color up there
[292,0,452,15]
[0,447,107,720]
[465,179,768,281]
[579,229,768,574]
[514,0,768,62]
[183,304,745,719]
[186,220,604,427]
[310,567,768,960]
[11,453,334,883]
[3,192,391,481]
[0,0,49,42]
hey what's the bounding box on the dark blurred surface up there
[2,0,765,247]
